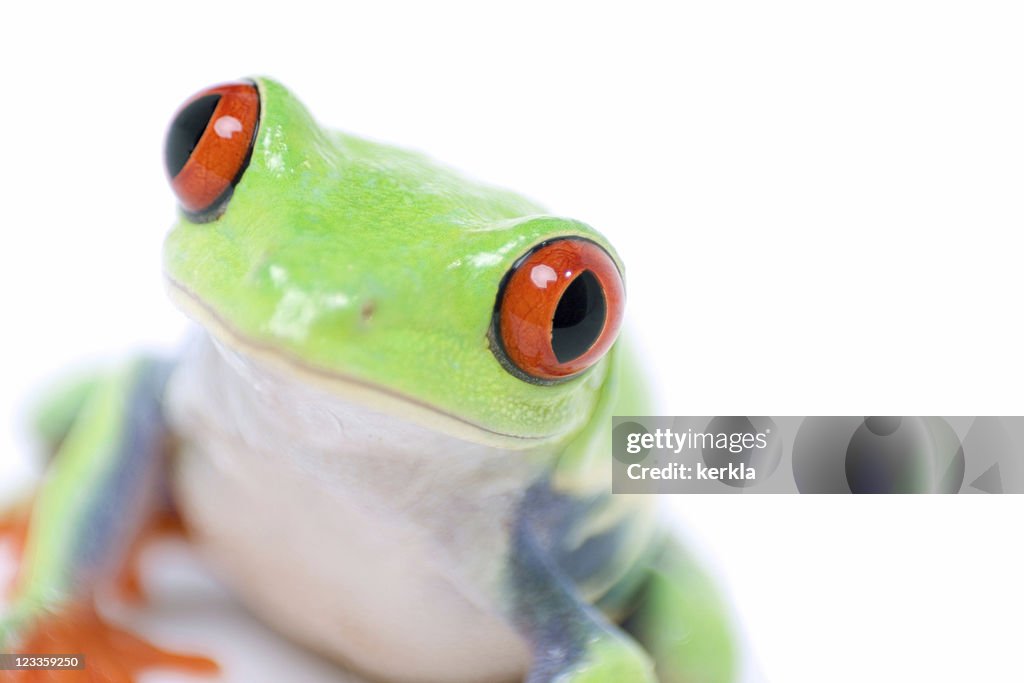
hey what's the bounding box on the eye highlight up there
[164,81,260,221]
[491,238,624,383]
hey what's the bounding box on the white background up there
[1,2,1023,682]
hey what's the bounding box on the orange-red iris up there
[167,82,259,216]
[496,239,624,381]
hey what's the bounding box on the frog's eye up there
[491,238,625,383]
[164,81,260,221]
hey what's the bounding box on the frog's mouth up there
[164,276,555,449]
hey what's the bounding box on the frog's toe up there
[7,602,218,682]
[113,510,187,605]
[0,495,32,557]
[0,495,33,600]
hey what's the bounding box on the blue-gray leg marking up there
[66,359,174,595]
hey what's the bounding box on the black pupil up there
[551,270,606,363]
[164,94,221,178]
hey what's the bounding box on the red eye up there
[164,82,260,220]
[492,238,625,382]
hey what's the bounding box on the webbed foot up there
[113,510,187,605]
[0,492,33,599]
[1,602,218,683]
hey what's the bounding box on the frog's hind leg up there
[507,496,658,682]
[622,538,741,683]
[0,357,217,683]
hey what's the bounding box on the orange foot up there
[2,602,218,683]
[0,495,33,600]
[113,510,188,605]
[0,496,32,557]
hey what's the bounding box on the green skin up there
[0,78,738,683]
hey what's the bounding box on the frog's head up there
[162,78,627,448]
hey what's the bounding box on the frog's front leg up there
[0,357,217,681]
[508,511,656,683]
[0,372,104,570]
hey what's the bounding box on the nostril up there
[360,300,377,322]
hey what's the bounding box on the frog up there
[0,78,738,683]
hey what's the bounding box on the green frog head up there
[162,77,627,447]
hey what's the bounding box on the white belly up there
[165,335,543,683]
